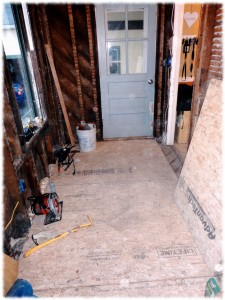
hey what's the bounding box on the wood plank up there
[45,44,75,146]
[4,254,19,295]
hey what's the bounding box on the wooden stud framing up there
[25,152,41,196]
[3,84,23,160]
[154,4,165,137]
[44,131,55,164]
[45,44,75,146]
[41,5,63,144]
[68,4,85,121]
[86,5,100,132]
[36,140,50,178]
[3,135,26,216]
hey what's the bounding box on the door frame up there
[166,3,184,145]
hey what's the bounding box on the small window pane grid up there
[105,6,148,75]
[2,4,44,133]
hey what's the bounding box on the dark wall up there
[154,4,174,138]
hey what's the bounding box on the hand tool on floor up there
[27,193,63,225]
[24,215,93,258]
[53,144,79,176]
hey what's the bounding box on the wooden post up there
[36,140,50,178]
[86,5,100,131]
[45,44,75,146]
[68,4,85,121]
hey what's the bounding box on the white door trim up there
[166,4,184,145]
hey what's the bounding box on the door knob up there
[148,79,154,84]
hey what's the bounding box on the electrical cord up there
[5,201,19,230]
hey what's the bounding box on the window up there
[106,5,148,75]
[2,4,44,129]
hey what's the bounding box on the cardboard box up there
[4,254,18,295]
[175,111,191,143]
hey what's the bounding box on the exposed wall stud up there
[86,5,100,132]
[68,4,85,122]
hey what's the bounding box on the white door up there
[95,4,157,138]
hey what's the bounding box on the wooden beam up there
[154,4,165,137]
[86,5,100,131]
[68,4,85,121]
[3,84,23,160]
[25,152,41,196]
[36,140,50,178]
[4,134,26,216]
[45,44,75,146]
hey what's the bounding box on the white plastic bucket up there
[76,123,96,152]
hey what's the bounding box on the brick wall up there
[209,5,223,80]
[188,4,223,143]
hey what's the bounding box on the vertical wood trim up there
[166,4,184,145]
[86,4,100,131]
[68,4,85,121]
[154,4,165,137]
[45,44,75,146]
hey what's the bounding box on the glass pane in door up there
[106,11,125,39]
[107,42,126,75]
[128,41,147,74]
[128,10,145,38]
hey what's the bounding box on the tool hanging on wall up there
[182,37,198,80]
[24,215,93,258]
[190,38,198,77]
[182,38,191,80]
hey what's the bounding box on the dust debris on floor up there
[17,140,214,297]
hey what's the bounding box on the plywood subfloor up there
[19,140,211,297]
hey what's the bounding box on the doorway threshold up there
[103,136,154,141]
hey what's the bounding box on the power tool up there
[28,193,63,225]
